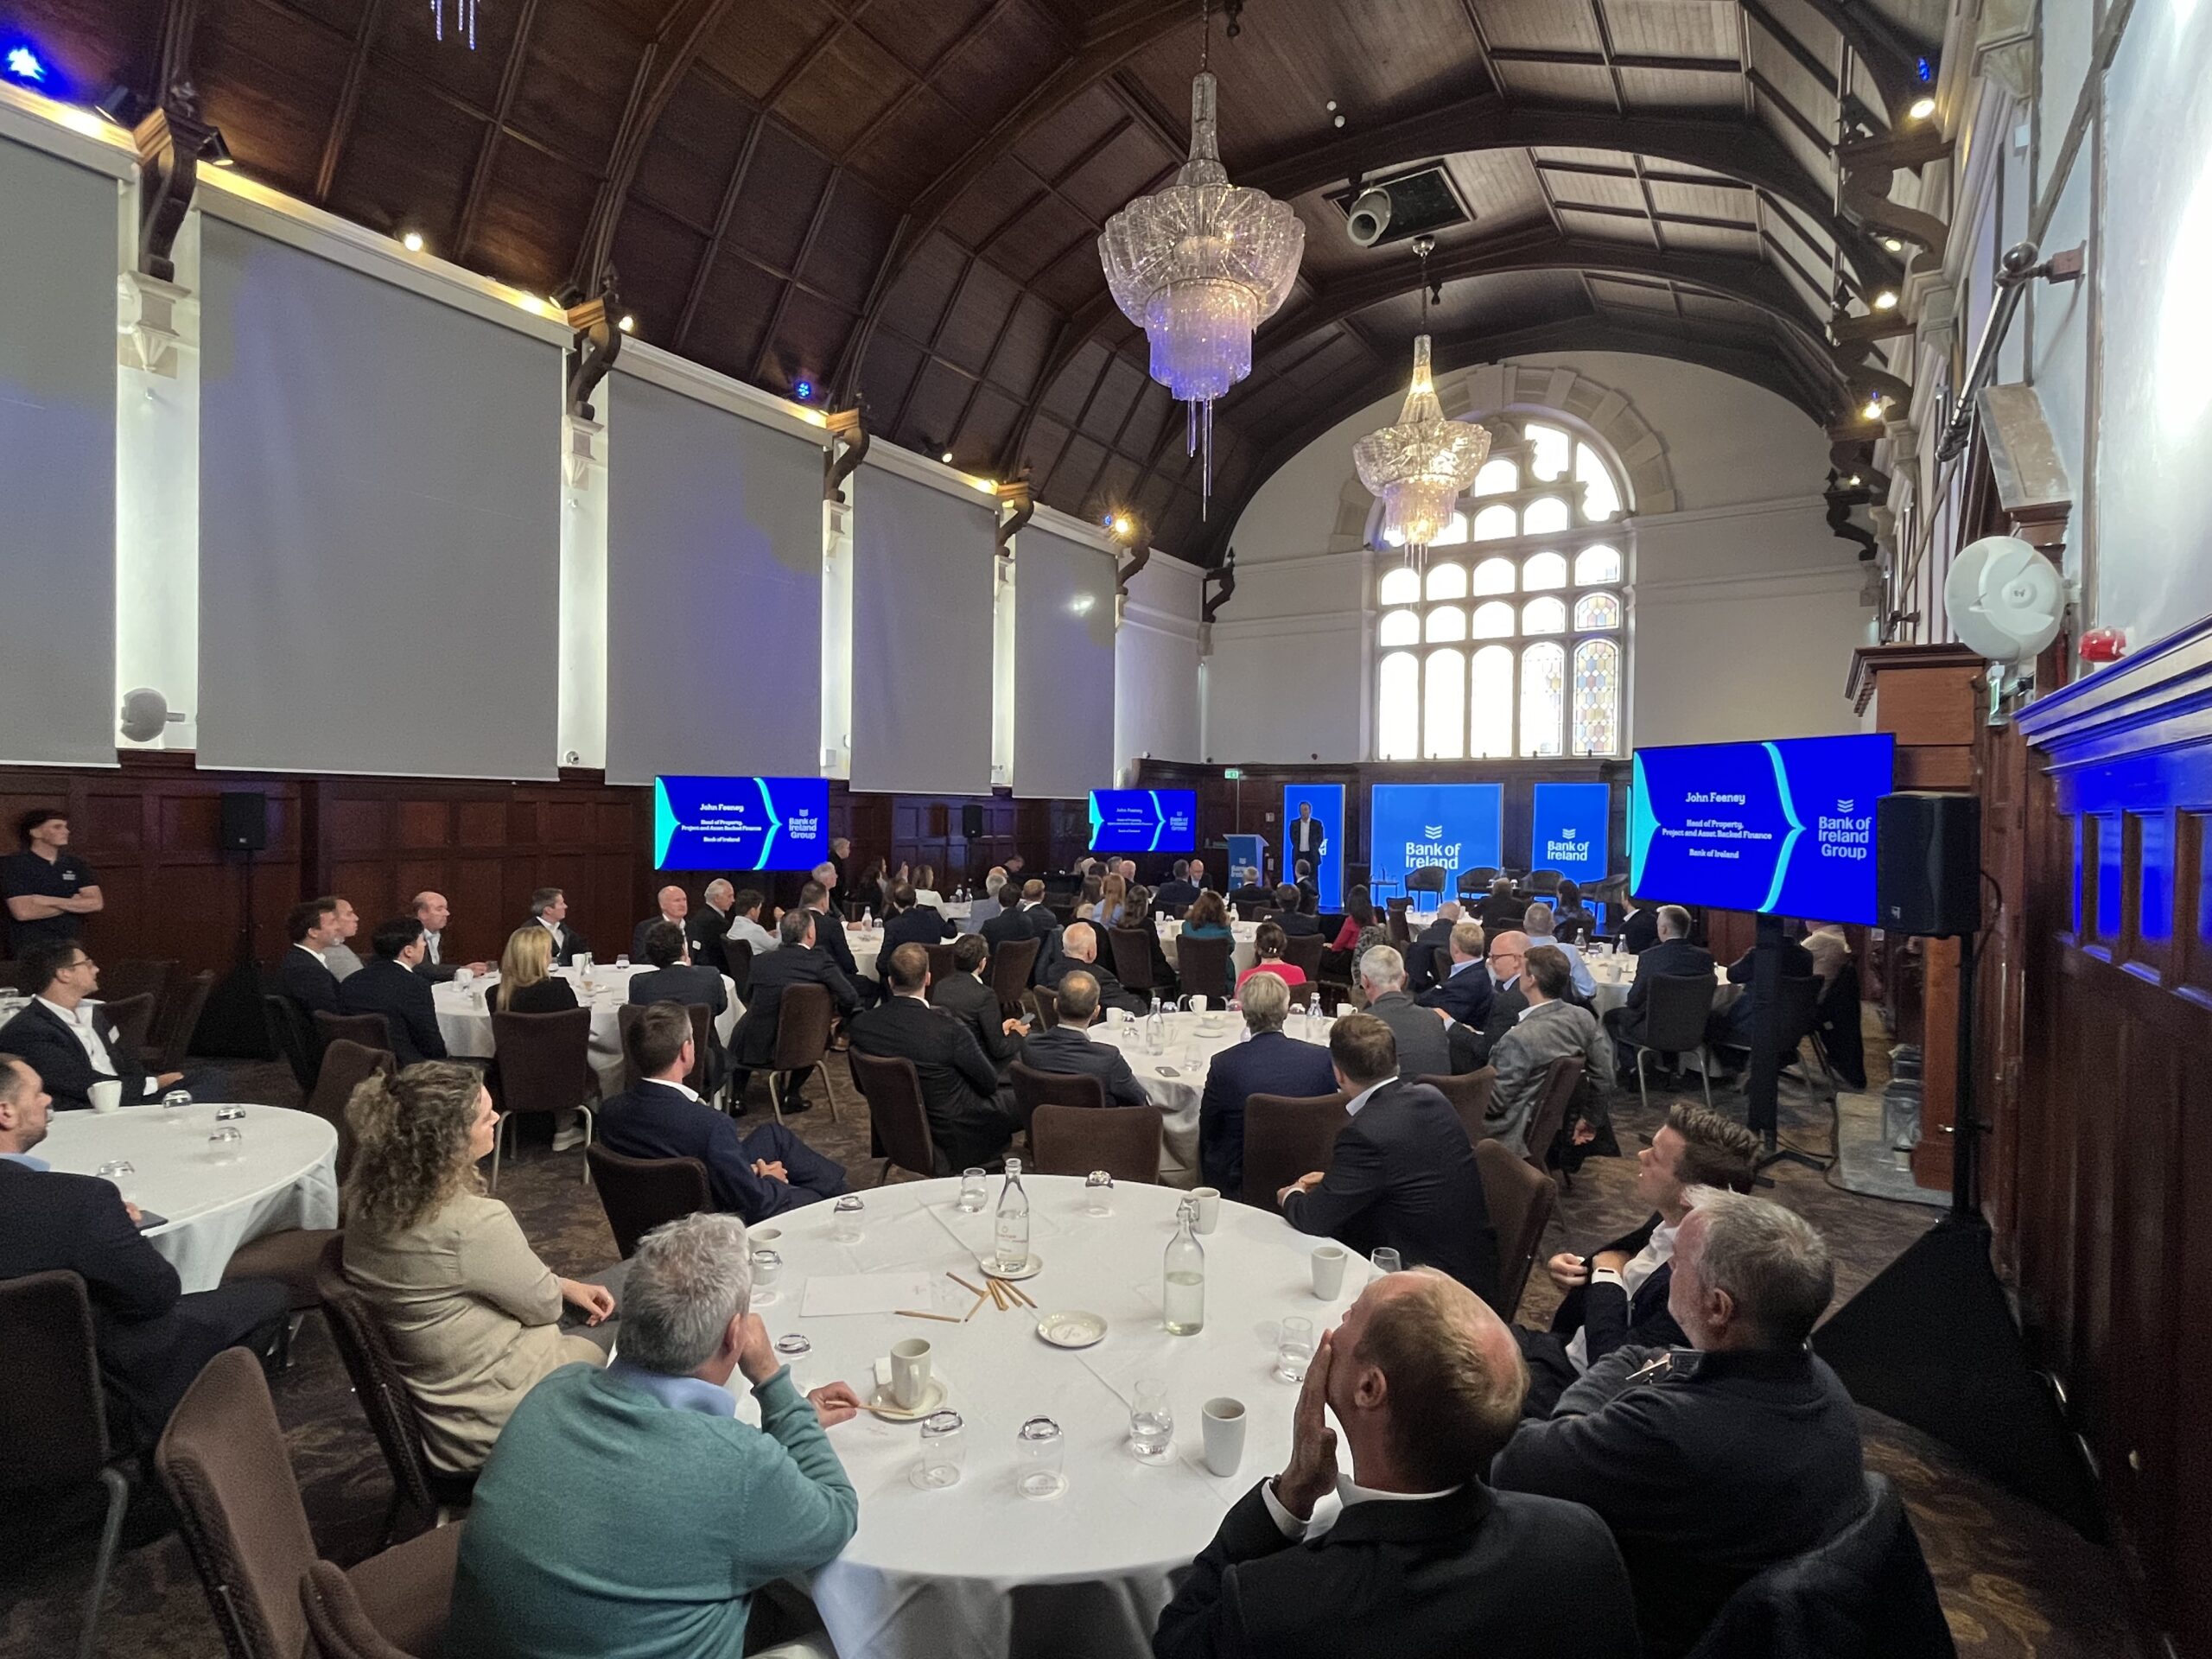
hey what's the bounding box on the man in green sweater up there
[444,1212,863,1658]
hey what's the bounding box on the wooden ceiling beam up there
[452,0,542,257]
[1489,48,1745,75]
[312,0,385,204]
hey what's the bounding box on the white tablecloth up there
[767,1174,1373,1659]
[435,964,741,1094]
[38,1103,340,1292]
[1586,957,1743,1021]
[848,928,884,984]
[1154,920,1259,977]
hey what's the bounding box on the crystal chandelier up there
[431,0,480,48]
[1096,0,1304,514]
[1354,236,1490,569]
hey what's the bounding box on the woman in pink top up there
[1236,921,1308,992]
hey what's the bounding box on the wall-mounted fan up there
[1944,536,2064,664]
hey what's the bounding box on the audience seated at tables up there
[1350,946,1451,1080]
[1272,885,1322,935]
[1478,876,1526,935]
[1294,861,1319,906]
[1707,931,1817,1071]
[1802,919,1850,987]
[1601,905,1713,1073]
[934,934,1026,1074]
[1550,879,1597,945]
[803,874,868,995]
[0,938,221,1111]
[628,919,731,1093]
[967,867,1009,929]
[491,925,581,1014]
[692,879,737,960]
[443,1212,860,1659]
[1618,895,1661,956]
[1154,859,1200,913]
[1523,903,1597,1001]
[1118,886,1181,1000]
[1414,920,1491,1030]
[1516,1103,1759,1416]
[323,895,366,981]
[1443,930,1530,1073]
[1198,971,1335,1196]
[1405,901,1461,993]
[1236,922,1307,994]
[1097,871,1130,929]
[1019,969,1148,1109]
[340,918,451,1067]
[982,878,1056,952]
[278,896,344,1016]
[730,907,860,1109]
[413,890,486,982]
[632,883,711,965]
[722,887,777,956]
[1155,1267,1637,1659]
[599,1006,848,1221]
[849,944,1019,1172]
[1278,1014,1498,1306]
[1044,921,1143,1014]
[1319,887,1380,982]
[828,835,853,897]
[527,885,590,966]
[340,1063,613,1475]
[1487,945,1613,1159]
[880,882,958,955]
[1178,890,1237,1004]
[0,1054,291,1451]
[1491,1188,1866,1659]
[1229,873,1273,913]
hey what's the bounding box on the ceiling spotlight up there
[401,230,425,253]
[1872,289,1898,310]
[1908,96,1936,120]
[1862,395,1885,422]
[941,451,956,464]
[3,44,48,85]
[617,314,635,334]
[200,128,235,167]
[93,82,145,127]
[1110,513,1135,539]
[1848,474,1863,486]
[1882,237,1904,253]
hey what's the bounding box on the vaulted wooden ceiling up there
[22,0,1945,564]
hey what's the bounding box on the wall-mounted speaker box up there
[963,804,984,838]
[1876,792,1981,937]
[218,791,269,853]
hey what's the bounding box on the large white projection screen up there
[198,219,563,778]
[1013,525,1117,798]
[605,372,825,784]
[0,136,119,766]
[849,467,997,795]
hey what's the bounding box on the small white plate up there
[865,1377,949,1421]
[981,1252,1044,1282]
[1035,1310,1107,1349]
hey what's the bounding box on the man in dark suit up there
[729,907,859,1109]
[982,879,1056,952]
[1414,918,1491,1029]
[1152,860,1198,914]
[1443,931,1529,1073]
[1708,931,1817,1064]
[1603,904,1714,1072]
[278,896,344,1016]
[1039,922,1141,1015]
[1402,901,1461,994]
[1287,798,1326,869]
[340,918,450,1067]
[1478,876,1525,935]
[631,884,715,964]
[595,1006,846,1222]
[880,883,957,956]
[1493,1191,1867,1659]
[1279,1012,1498,1306]
[932,934,1025,1074]
[528,887,591,967]
[0,939,212,1111]
[1017,970,1148,1109]
[1618,896,1662,955]
[1351,946,1451,1080]
[849,944,1019,1172]
[799,877,868,995]
[411,890,486,982]
[0,1055,291,1449]
[1198,970,1336,1196]
[1515,1102,1759,1415]
[1271,884,1322,936]
[626,920,730,1093]
[1155,1267,1638,1659]
[692,879,739,962]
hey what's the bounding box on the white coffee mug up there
[1190,1187,1222,1235]
[88,1079,124,1114]
[1185,994,1208,1013]
[454,966,474,987]
[891,1338,933,1409]
[1201,1397,1247,1478]
[1311,1244,1349,1300]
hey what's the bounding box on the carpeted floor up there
[0,1042,2143,1658]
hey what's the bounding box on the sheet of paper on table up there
[800,1271,940,1319]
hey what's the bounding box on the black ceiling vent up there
[1325,165,1471,248]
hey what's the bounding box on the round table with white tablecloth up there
[434,963,740,1094]
[846,925,884,985]
[760,1174,1374,1659]
[1585,952,1744,1020]
[1154,919,1259,978]
[37,1103,340,1292]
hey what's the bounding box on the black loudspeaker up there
[962,803,984,838]
[219,790,269,853]
[1876,791,1980,936]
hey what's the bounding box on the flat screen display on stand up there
[655,775,829,870]
[1088,789,1197,854]
[1629,734,1894,924]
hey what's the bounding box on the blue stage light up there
[4,44,49,85]
[793,378,814,401]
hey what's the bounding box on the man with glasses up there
[0,938,226,1110]
[1443,930,1531,1073]
[1414,920,1491,1028]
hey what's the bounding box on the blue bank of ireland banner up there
[1281,783,1344,910]
[655,776,829,871]
[1368,783,1504,897]
[1530,782,1612,883]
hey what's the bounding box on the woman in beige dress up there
[341,1061,613,1474]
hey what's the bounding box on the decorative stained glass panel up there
[1521,642,1565,755]
[1574,592,1622,631]
[1573,639,1620,754]
[1470,645,1514,756]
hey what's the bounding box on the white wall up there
[1116,553,1205,779]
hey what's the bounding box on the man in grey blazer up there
[1488,944,1614,1157]
[1353,945,1451,1080]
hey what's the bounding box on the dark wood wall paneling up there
[2010,616,2212,1657]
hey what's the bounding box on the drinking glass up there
[1016,1416,1066,1497]
[1276,1316,1316,1383]
[1084,1170,1115,1217]
[1370,1247,1402,1276]
[1128,1379,1174,1461]
[1183,1042,1201,1072]
[830,1195,866,1243]
[774,1332,811,1388]
[751,1249,784,1306]
[213,1104,247,1123]
[207,1126,245,1165]
[957,1168,989,1213]
[914,1410,965,1489]
[95,1160,137,1205]
[162,1089,194,1128]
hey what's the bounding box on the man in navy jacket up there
[1198,970,1336,1196]
[1414,918,1493,1030]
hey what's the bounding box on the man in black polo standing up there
[3,809,102,957]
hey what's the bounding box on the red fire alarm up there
[2079,626,2126,664]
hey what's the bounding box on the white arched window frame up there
[1370,412,1631,760]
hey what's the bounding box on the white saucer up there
[865,1377,949,1421]
[1035,1310,1107,1349]
[982,1252,1044,1282]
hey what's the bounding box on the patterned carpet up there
[0,1046,2142,1658]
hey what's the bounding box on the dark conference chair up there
[767,982,838,1124]
[586,1144,711,1258]
[1240,1090,1352,1210]
[718,937,755,1003]
[1010,1060,1105,1117]
[154,968,217,1074]
[488,1007,597,1187]
[991,937,1041,1015]
[847,1049,941,1184]
[1627,972,1720,1112]
[305,1039,395,1185]
[1475,1139,1555,1321]
[1031,1103,1162,1184]
[1417,1067,1497,1148]
[1523,1054,1587,1188]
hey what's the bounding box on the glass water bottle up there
[995,1157,1032,1274]
[1162,1196,1206,1335]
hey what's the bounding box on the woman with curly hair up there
[340,1062,613,1473]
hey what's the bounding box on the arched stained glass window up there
[1472,505,1518,541]
[1379,566,1421,605]
[1474,456,1519,496]
[1427,606,1467,642]
[1522,496,1569,535]
[1573,639,1621,755]
[1529,423,1572,481]
[1576,446,1621,520]
[1574,592,1622,631]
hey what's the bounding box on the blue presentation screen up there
[1281,783,1345,911]
[1630,734,1894,923]
[1369,783,1504,897]
[1089,789,1197,854]
[654,776,829,871]
[1530,782,1613,883]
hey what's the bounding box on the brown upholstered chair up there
[586,1144,710,1257]
[1010,1059,1107,1116]
[314,1236,475,1540]
[1474,1138,1556,1319]
[100,992,158,1064]
[991,936,1041,1015]
[923,942,960,987]
[1279,932,1325,980]
[315,1009,395,1059]
[1522,1053,1588,1186]
[156,1347,462,1659]
[1174,934,1232,1006]
[487,1007,597,1186]
[1107,926,1157,995]
[1417,1067,1498,1148]
[766,981,837,1124]
[1023,986,1059,1029]
[847,1049,941,1183]
[154,968,216,1073]
[1031,1103,1162,1183]
[1385,899,1412,946]
[717,936,755,1002]
[615,1001,714,1099]
[99,957,174,1030]
[1278,979,1319,1011]
[1240,1090,1352,1209]
[308,1039,396,1185]
[264,993,320,1091]
[0,1271,130,1659]
[222,1225,339,1313]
